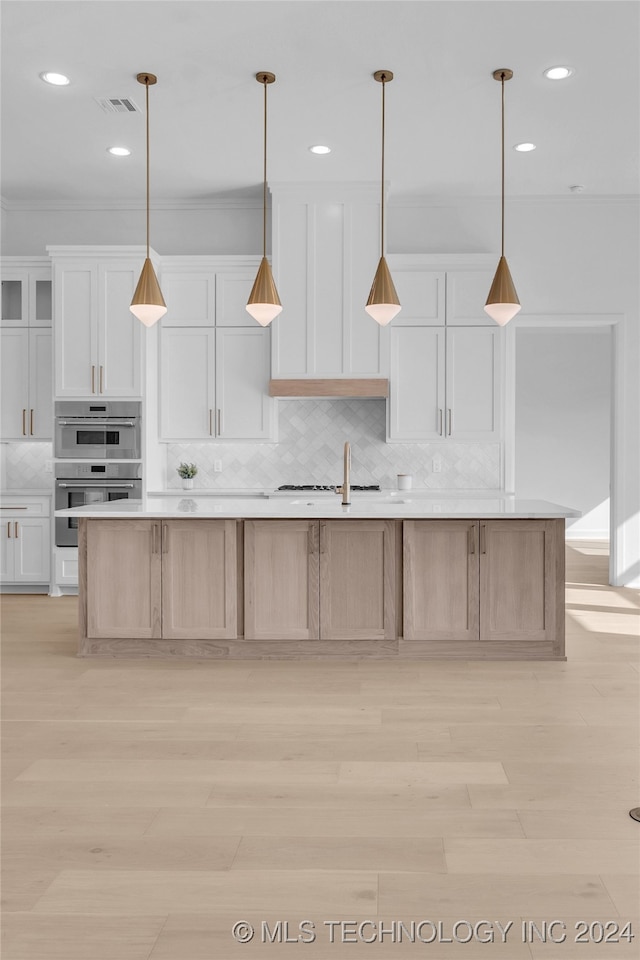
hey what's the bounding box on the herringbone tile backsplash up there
[166,400,500,490]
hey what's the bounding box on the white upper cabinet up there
[50,248,144,399]
[446,269,497,326]
[159,325,273,441]
[0,327,52,440]
[270,184,386,377]
[159,258,261,327]
[390,267,446,326]
[1,259,52,328]
[388,326,503,442]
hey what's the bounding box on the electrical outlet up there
[432,457,442,473]
[214,460,222,473]
[44,459,53,474]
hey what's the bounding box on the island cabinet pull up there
[209,409,213,436]
[99,366,104,394]
[307,525,317,556]
[480,523,486,555]
[6,522,11,538]
[91,365,96,394]
[162,524,169,553]
[438,408,443,436]
[14,521,19,538]
[30,409,34,436]
[22,409,26,436]
[151,524,158,554]
[468,524,476,555]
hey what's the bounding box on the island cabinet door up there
[85,520,161,639]
[244,520,319,640]
[403,520,480,643]
[319,520,396,640]
[479,520,561,648]
[161,520,237,640]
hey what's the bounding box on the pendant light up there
[246,72,282,326]
[130,72,166,327]
[365,70,400,326]
[484,68,521,326]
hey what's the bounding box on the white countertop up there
[56,494,580,520]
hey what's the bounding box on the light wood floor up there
[1,541,639,959]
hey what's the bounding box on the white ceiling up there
[1,0,638,205]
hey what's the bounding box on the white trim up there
[2,197,263,212]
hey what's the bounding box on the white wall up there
[515,327,611,538]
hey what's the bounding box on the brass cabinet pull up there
[217,409,222,436]
[99,366,104,394]
[22,409,26,436]
[162,523,169,553]
[30,409,34,436]
[480,523,486,555]
[209,409,213,436]
[91,365,96,394]
[1,506,27,509]
[14,521,19,538]
[438,408,443,436]
[6,522,11,539]
[468,524,476,555]
[447,408,452,436]
[151,524,157,554]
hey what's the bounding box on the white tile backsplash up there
[2,442,53,489]
[166,400,500,490]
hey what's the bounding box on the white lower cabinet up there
[388,325,502,442]
[160,326,273,441]
[1,328,52,440]
[0,497,50,584]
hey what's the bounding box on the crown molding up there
[389,194,640,207]
[1,197,263,213]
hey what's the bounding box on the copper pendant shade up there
[130,73,166,327]
[246,71,282,326]
[484,68,521,326]
[366,70,401,326]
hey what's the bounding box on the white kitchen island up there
[57,495,579,661]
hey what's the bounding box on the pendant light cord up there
[500,71,505,259]
[144,76,150,261]
[380,73,386,257]
[262,75,268,259]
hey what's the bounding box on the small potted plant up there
[177,462,198,490]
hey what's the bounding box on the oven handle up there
[56,483,137,489]
[56,420,137,427]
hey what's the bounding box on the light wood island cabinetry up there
[77,512,567,660]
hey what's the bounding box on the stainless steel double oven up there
[54,401,142,547]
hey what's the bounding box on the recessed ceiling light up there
[544,66,573,81]
[107,146,131,157]
[514,142,537,152]
[40,71,70,86]
[309,144,331,155]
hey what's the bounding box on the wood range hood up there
[268,378,389,398]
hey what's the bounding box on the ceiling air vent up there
[95,96,140,114]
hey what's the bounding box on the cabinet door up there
[319,520,396,640]
[29,328,53,439]
[54,263,98,396]
[388,326,445,441]
[86,520,161,639]
[445,327,502,440]
[0,329,29,439]
[0,274,28,326]
[215,272,257,327]
[244,520,319,640]
[1,522,15,581]
[160,328,215,440]
[161,271,215,327]
[446,270,496,326]
[98,262,141,397]
[389,267,446,326]
[403,520,479,642]
[479,520,559,646]
[215,327,273,440]
[12,517,50,583]
[162,520,237,640]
